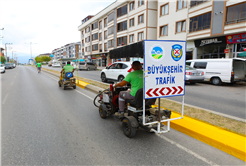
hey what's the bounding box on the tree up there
[35,56,43,63]
[42,56,51,62]
[1,56,6,64]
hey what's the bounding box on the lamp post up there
[25,42,37,58]
[5,43,12,61]
[12,51,16,63]
[0,28,4,48]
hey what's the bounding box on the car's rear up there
[185,65,204,84]
[0,64,5,73]
[78,62,86,70]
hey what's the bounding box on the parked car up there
[185,65,204,84]
[0,64,5,73]
[186,58,246,85]
[52,61,61,67]
[78,62,97,71]
[4,63,14,69]
[100,62,132,82]
[61,61,66,68]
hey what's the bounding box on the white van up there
[186,58,246,85]
[52,61,61,67]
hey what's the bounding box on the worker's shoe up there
[115,112,124,117]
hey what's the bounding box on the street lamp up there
[25,42,37,58]
[5,43,12,61]
[12,51,16,62]
[0,28,4,49]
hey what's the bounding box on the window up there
[104,30,107,39]
[138,14,144,24]
[104,43,108,51]
[139,0,144,6]
[190,0,208,8]
[92,44,98,51]
[189,12,211,32]
[99,21,102,29]
[104,18,107,27]
[99,44,102,52]
[129,18,134,27]
[129,34,134,43]
[86,36,90,43]
[160,3,169,16]
[194,62,207,69]
[108,26,114,35]
[138,32,144,41]
[108,40,114,48]
[92,33,98,41]
[226,2,246,24]
[86,26,90,33]
[87,46,91,52]
[117,21,127,32]
[129,1,135,11]
[117,5,127,17]
[99,33,102,41]
[177,0,187,10]
[117,36,127,46]
[91,22,98,30]
[108,12,114,23]
[176,20,186,33]
[160,25,168,36]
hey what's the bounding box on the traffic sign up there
[144,40,186,99]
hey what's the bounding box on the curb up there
[42,68,246,162]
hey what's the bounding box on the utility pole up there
[12,51,16,62]
[5,43,12,61]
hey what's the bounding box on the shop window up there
[176,20,186,33]
[117,36,127,46]
[117,21,127,32]
[177,0,187,10]
[108,12,114,23]
[117,5,127,17]
[194,62,207,69]
[160,3,169,16]
[189,12,211,33]
[129,1,135,11]
[226,2,246,25]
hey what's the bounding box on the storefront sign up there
[144,40,186,99]
[195,36,227,47]
[226,32,246,44]
[224,49,229,53]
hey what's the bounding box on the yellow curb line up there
[163,110,246,162]
[42,67,246,161]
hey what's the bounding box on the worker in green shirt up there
[60,61,75,81]
[36,62,42,73]
[113,61,143,116]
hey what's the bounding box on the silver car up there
[185,65,204,84]
[78,62,97,71]
[0,64,5,73]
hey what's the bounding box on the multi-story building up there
[51,42,81,60]
[78,0,246,66]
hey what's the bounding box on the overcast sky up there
[0,0,115,63]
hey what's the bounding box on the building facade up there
[51,42,81,60]
[78,0,246,66]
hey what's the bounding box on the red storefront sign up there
[226,32,246,44]
[224,49,229,53]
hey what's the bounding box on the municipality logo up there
[150,45,165,61]
[171,44,183,61]
[66,73,72,78]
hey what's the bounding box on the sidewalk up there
[96,66,105,71]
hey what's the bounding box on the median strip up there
[41,67,246,162]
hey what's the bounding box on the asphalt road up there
[43,65,246,120]
[1,66,244,165]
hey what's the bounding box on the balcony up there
[225,18,246,25]
[189,25,210,33]
[190,0,208,8]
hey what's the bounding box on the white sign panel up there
[144,40,186,99]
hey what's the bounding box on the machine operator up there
[113,61,143,116]
[60,61,75,81]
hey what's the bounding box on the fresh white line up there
[157,134,218,166]
[2,93,9,105]
[75,90,94,101]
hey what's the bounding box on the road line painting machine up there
[94,40,186,138]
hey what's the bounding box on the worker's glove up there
[113,84,116,88]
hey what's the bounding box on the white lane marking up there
[41,68,217,165]
[2,93,9,105]
[157,134,218,166]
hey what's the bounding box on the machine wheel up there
[58,81,61,87]
[118,75,124,82]
[73,85,76,89]
[212,77,221,85]
[87,67,90,71]
[101,73,107,82]
[99,104,107,119]
[122,118,136,138]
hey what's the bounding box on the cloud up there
[0,0,114,63]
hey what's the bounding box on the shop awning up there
[109,41,144,59]
[238,52,246,57]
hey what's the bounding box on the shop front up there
[226,32,246,58]
[91,53,108,67]
[194,36,227,59]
